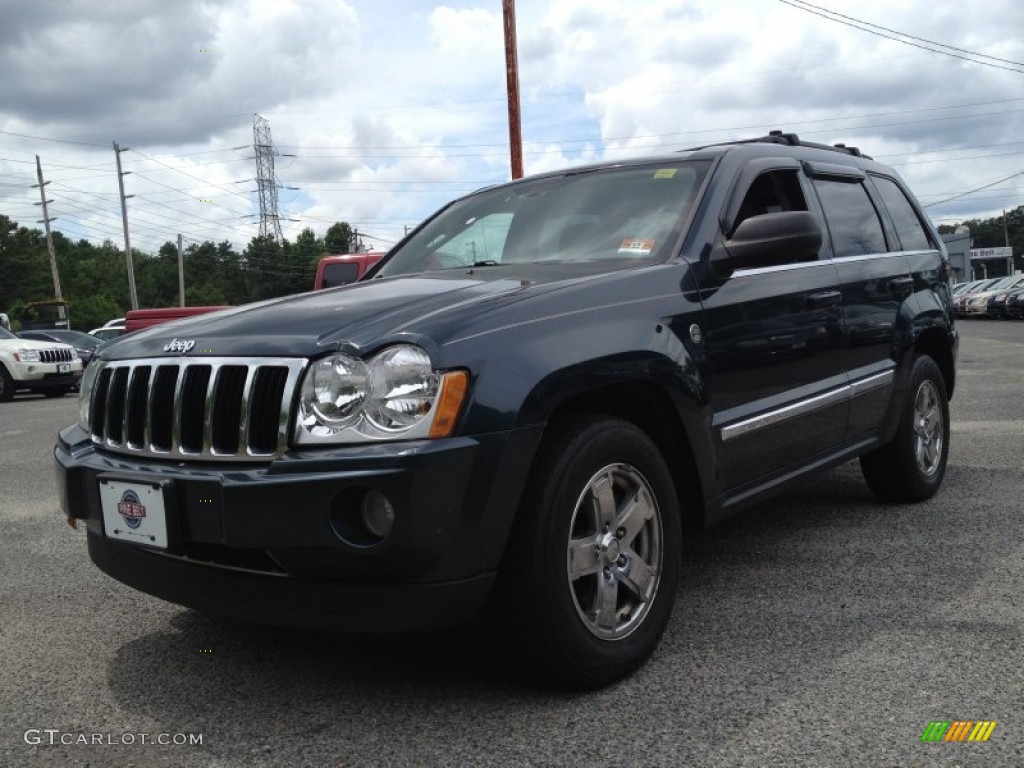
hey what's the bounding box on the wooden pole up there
[502,0,524,180]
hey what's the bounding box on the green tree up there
[70,294,125,332]
[324,221,353,254]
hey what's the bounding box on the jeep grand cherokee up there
[55,132,957,687]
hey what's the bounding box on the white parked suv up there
[0,327,84,401]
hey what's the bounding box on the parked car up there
[1005,288,1024,319]
[0,326,83,401]
[55,131,957,687]
[953,278,1000,317]
[963,275,1024,318]
[18,329,101,368]
[89,325,126,342]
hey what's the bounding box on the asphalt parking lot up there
[1,319,1021,767]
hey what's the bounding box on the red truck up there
[125,306,230,333]
[314,252,385,289]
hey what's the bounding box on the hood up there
[1,338,75,352]
[100,272,561,360]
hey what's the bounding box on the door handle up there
[806,290,842,308]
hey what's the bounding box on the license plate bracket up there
[99,477,172,549]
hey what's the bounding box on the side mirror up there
[710,211,823,277]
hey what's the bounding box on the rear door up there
[806,164,911,440]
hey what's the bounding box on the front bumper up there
[11,359,82,389]
[56,422,542,631]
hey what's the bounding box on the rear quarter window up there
[871,176,934,251]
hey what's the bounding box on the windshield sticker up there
[618,238,656,256]
[653,169,678,179]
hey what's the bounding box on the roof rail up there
[683,130,872,159]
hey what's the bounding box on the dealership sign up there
[970,247,1013,260]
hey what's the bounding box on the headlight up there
[15,348,41,362]
[296,344,466,444]
[299,354,369,432]
[365,345,437,431]
[78,362,103,429]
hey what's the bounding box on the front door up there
[697,166,847,491]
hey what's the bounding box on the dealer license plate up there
[99,478,168,549]
[58,363,70,373]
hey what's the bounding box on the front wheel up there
[0,366,14,402]
[860,355,950,502]
[493,415,681,688]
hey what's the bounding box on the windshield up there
[0,327,16,340]
[378,160,710,277]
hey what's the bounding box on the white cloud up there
[1,0,1022,253]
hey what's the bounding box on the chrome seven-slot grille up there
[87,357,307,461]
[41,348,75,363]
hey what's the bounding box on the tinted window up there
[322,263,360,287]
[813,179,887,258]
[872,176,932,251]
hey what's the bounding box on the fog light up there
[361,490,395,539]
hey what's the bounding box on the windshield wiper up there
[470,260,501,267]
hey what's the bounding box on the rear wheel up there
[860,355,949,502]
[493,415,681,688]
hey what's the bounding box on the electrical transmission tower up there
[253,114,283,241]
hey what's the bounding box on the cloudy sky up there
[1,0,1022,255]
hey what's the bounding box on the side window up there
[734,170,808,229]
[812,179,887,258]
[871,176,933,251]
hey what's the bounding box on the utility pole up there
[113,142,139,310]
[32,156,65,321]
[1004,210,1010,247]
[177,233,185,307]
[502,0,524,180]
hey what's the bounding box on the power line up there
[0,129,110,147]
[781,0,1024,68]
[778,0,1024,75]
[128,148,254,203]
[922,169,1024,209]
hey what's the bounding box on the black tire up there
[492,414,681,688]
[0,365,14,402]
[860,355,950,502]
[42,387,70,398]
